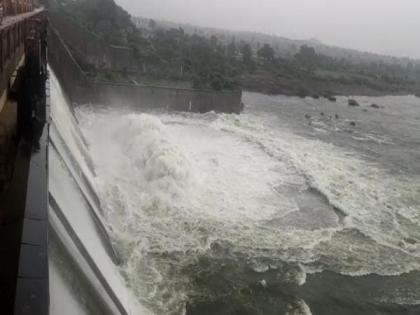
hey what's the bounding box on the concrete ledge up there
[14,114,49,315]
[14,278,49,315]
[21,219,48,246]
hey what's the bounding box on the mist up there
[115,0,420,59]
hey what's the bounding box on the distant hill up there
[133,16,420,67]
[45,0,420,96]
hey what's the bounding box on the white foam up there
[50,72,95,182]
[209,113,420,260]
[75,107,420,312]
[286,299,313,315]
[49,70,152,315]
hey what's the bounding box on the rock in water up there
[348,99,360,106]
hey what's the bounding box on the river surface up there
[75,93,420,315]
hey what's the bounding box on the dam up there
[3,2,420,315]
[0,3,242,314]
[0,7,151,315]
[48,69,149,314]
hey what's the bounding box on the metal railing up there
[0,8,45,98]
[0,0,34,19]
[0,7,48,314]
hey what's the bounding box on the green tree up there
[240,43,253,64]
[148,19,157,30]
[295,45,317,64]
[227,38,237,58]
[258,43,275,61]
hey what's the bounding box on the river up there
[74,92,420,315]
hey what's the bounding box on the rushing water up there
[74,92,420,315]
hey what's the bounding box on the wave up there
[75,107,420,314]
[209,112,420,257]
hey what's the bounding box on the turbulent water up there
[74,93,420,315]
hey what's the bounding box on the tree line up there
[58,0,420,92]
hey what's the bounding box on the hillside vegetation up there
[51,0,420,95]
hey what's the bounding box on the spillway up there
[48,70,151,315]
[47,66,420,315]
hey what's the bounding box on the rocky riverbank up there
[239,73,420,97]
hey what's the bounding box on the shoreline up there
[238,74,420,98]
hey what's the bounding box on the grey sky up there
[115,0,420,59]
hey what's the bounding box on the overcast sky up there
[115,0,420,59]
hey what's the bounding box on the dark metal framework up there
[0,8,49,315]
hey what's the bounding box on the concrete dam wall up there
[48,70,152,314]
[89,82,243,113]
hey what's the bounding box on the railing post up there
[0,30,3,71]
